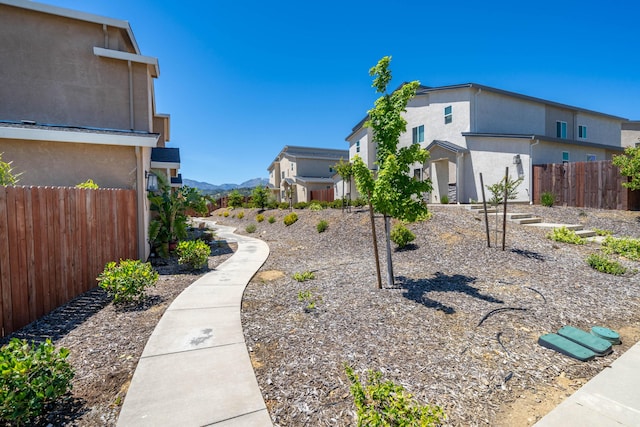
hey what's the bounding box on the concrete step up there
[474,208,497,214]
[575,229,597,238]
[525,223,584,231]
[511,217,543,224]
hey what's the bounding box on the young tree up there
[0,153,21,186]
[352,56,433,288]
[613,146,640,190]
[251,185,269,211]
[333,158,353,211]
[227,189,244,208]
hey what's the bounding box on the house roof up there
[426,140,469,154]
[461,132,625,152]
[0,121,159,147]
[267,145,349,171]
[1,0,159,77]
[294,176,335,184]
[151,147,180,163]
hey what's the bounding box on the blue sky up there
[43,0,639,185]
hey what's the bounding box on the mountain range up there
[183,177,268,192]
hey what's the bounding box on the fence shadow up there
[510,248,546,261]
[397,272,504,314]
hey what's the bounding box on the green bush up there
[344,364,445,427]
[75,178,99,189]
[390,223,416,248]
[293,202,308,209]
[256,214,265,223]
[0,338,74,426]
[292,271,315,282]
[298,289,322,311]
[245,223,257,233]
[309,201,324,211]
[547,226,585,245]
[330,199,344,209]
[352,198,366,207]
[316,219,329,233]
[586,253,627,275]
[540,191,555,207]
[268,215,276,224]
[593,228,613,237]
[223,210,230,217]
[278,202,290,210]
[284,212,298,226]
[97,259,159,304]
[237,210,245,219]
[440,195,449,204]
[176,240,211,270]
[602,236,640,261]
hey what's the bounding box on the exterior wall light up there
[145,171,158,192]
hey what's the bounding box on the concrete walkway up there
[535,341,640,426]
[117,223,272,426]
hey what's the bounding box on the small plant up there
[593,228,613,237]
[440,195,449,204]
[547,226,585,245]
[316,219,329,233]
[309,201,323,211]
[297,289,322,311]
[284,212,298,226]
[237,210,245,219]
[245,223,257,233]
[390,223,416,248]
[293,202,308,209]
[97,259,159,304]
[0,338,75,426]
[76,178,99,189]
[344,364,446,427]
[223,210,230,217]
[176,240,211,270]
[268,215,276,224]
[0,152,21,186]
[227,190,244,208]
[278,202,290,210]
[586,253,627,275]
[292,271,315,282]
[486,175,523,206]
[602,236,640,261]
[540,191,555,207]
[256,214,265,223]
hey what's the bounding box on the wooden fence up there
[310,188,334,203]
[0,186,138,337]
[532,161,640,210]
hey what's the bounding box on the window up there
[556,121,567,139]
[586,154,596,162]
[356,140,360,153]
[291,163,294,170]
[562,151,569,163]
[413,168,422,181]
[329,167,334,173]
[412,125,424,144]
[444,106,452,124]
[281,171,284,179]
[578,125,587,139]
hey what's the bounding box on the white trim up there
[150,161,180,169]
[0,126,158,147]
[1,0,141,54]
[94,47,159,77]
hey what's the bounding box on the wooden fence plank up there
[24,187,37,323]
[13,187,29,330]
[32,187,46,319]
[0,187,12,336]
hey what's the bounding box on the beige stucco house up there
[268,146,349,203]
[347,83,627,204]
[622,121,640,148]
[0,0,180,260]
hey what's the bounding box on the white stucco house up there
[346,83,628,204]
[622,121,640,148]
[268,145,349,203]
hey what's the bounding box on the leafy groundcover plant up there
[316,219,329,233]
[292,271,315,282]
[97,259,159,304]
[586,253,627,276]
[0,338,74,426]
[176,240,211,270]
[547,226,585,245]
[602,236,640,261]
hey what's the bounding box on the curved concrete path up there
[117,223,272,426]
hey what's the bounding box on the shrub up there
[298,289,322,311]
[284,212,298,226]
[176,240,211,270]
[245,223,257,233]
[593,228,613,237]
[237,210,245,219]
[309,201,323,211]
[316,219,329,233]
[0,338,74,426]
[293,202,308,209]
[352,198,366,207]
[540,191,555,207]
[602,236,640,261]
[292,271,315,282]
[547,226,585,245]
[330,199,344,209]
[227,190,244,208]
[440,195,449,204]
[390,223,416,248]
[344,364,445,427]
[256,214,265,223]
[586,253,627,275]
[268,215,276,224]
[277,202,289,210]
[223,210,230,217]
[97,259,158,304]
[75,178,99,189]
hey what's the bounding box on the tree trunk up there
[367,191,382,289]
[383,214,394,288]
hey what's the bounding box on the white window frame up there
[578,125,587,139]
[412,125,424,144]
[556,121,567,139]
[562,151,569,163]
[356,140,360,153]
[444,106,452,124]
[586,154,596,162]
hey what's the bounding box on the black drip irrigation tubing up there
[477,307,528,327]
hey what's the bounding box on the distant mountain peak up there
[183,177,268,193]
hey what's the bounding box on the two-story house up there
[268,145,349,204]
[622,121,640,148]
[0,0,180,259]
[347,83,626,204]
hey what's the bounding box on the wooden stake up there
[367,191,382,289]
[502,167,509,251]
[480,173,491,248]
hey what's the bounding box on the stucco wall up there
[295,157,336,177]
[1,138,137,188]
[532,140,609,164]
[573,113,620,146]
[0,5,152,132]
[475,90,546,135]
[621,123,640,148]
[348,128,374,169]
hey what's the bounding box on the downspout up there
[529,138,540,204]
[456,152,464,204]
[128,60,134,130]
[103,24,108,48]
[135,146,145,260]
